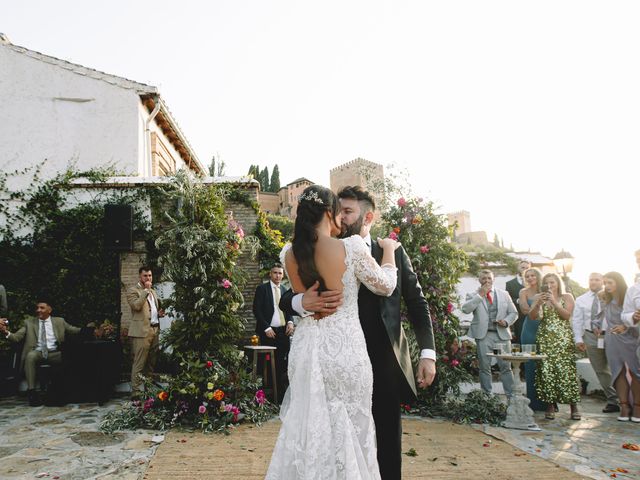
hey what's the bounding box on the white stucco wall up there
[0,45,141,191]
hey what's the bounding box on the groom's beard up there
[339,216,364,239]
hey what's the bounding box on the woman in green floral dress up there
[529,272,581,420]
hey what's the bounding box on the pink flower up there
[447,302,454,314]
[420,245,429,254]
[451,359,460,367]
[389,232,398,241]
[397,198,406,207]
[143,398,154,413]
[255,389,266,406]
[236,227,245,239]
[198,405,207,414]
[225,403,240,422]
[221,279,232,289]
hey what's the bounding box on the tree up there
[208,155,226,177]
[260,167,269,192]
[493,233,500,247]
[270,164,281,192]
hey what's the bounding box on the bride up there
[265,185,399,480]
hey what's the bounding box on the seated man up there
[0,298,84,406]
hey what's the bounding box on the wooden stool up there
[244,345,278,402]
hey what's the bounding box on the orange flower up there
[158,391,168,402]
[393,227,401,234]
[212,389,225,401]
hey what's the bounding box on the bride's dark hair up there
[292,185,340,290]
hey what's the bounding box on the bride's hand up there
[377,237,400,250]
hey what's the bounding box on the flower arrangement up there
[101,354,278,433]
[381,195,472,408]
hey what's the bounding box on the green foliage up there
[460,244,519,276]
[382,196,472,406]
[423,390,507,425]
[154,172,246,363]
[228,189,285,275]
[266,214,294,242]
[101,354,278,433]
[269,164,281,192]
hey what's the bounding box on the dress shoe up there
[602,404,620,413]
[27,389,42,407]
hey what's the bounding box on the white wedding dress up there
[265,235,397,480]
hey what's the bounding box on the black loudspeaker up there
[104,204,133,252]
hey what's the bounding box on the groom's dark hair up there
[337,186,376,213]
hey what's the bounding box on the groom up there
[280,185,436,480]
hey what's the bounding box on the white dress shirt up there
[572,290,601,343]
[292,233,436,361]
[621,282,640,327]
[37,316,58,352]
[140,284,159,326]
[265,281,293,333]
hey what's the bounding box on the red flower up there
[447,302,454,314]
[420,245,429,254]
[451,359,460,367]
[206,360,213,368]
[393,227,401,234]
[158,391,168,402]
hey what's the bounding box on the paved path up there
[0,397,159,479]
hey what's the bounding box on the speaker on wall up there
[104,204,133,252]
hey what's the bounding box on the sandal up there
[618,401,630,422]
[545,410,555,420]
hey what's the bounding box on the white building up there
[0,33,205,200]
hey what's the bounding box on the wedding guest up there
[621,249,640,330]
[252,263,294,402]
[506,260,531,342]
[127,266,165,397]
[518,267,547,411]
[601,272,640,422]
[0,298,83,406]
[0,284,7,316]
[572,273,619,412]
[462,269,517,398]
[530,272,581,420]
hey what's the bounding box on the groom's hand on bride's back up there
[301,281,344,315]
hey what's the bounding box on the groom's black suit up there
[280,241,435,480]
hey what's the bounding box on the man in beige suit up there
[0,299,82,406]
[127,266,164,396]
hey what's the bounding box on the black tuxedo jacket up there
[280,241,435,402]
[505,277,524,316]
[252,282,293,334]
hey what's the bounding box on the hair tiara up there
[298,190,324,205]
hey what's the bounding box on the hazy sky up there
[4,1,639,285]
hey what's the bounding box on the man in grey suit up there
[0,284,7,316]
[462,269,517,397]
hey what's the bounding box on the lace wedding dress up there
[265,235,397,480]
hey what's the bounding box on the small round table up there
[488,353,547,431]
[244,345,278,402]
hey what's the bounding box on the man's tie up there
[590,294,600,331]
[40,320,48,360]
[274,286,286,326]
[486,291,493,305]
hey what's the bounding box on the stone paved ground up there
[0,396,159,479]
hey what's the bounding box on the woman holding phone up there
[529,272,580,420]
[518,267,547,411]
